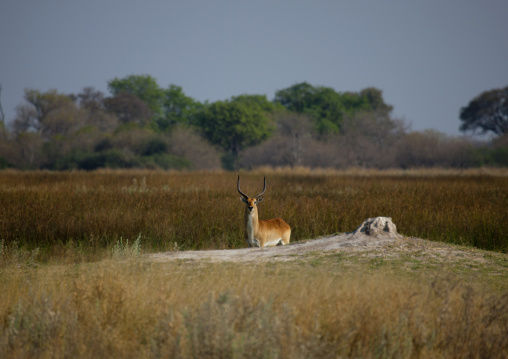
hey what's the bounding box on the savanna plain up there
[1,169,507,358]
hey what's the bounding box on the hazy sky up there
[1,0,507,135]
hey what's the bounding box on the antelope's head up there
[237,176,266,215]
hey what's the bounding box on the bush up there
[0,157,13,169]
[140,138,168,156]
[111,233,141,259]
[54,149,136,170]
[139,153,192,170]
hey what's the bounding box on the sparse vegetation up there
[111,233,142,259]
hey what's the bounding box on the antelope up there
[237,176,291,248]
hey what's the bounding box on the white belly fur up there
[263,238,282,247]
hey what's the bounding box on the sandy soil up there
[148,232,400,263]
[148,232,495,265]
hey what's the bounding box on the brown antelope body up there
[237,176,291,248]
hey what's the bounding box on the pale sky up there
[1,0,507,135]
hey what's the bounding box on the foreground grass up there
[1,247,507,359]
[0,169,507,260]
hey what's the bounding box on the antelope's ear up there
[240,196,248,204]
[255,197,263,204]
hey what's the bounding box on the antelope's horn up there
[237,175,249,199]
[255,177,266,198]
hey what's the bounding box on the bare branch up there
[0,84,5,124]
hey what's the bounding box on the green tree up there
[107,75,164,117]
[157,84,204,130]
[359,87,393,116]
[197,96,275,169]
[108,76,203,131]
[273,82,316,112]
[274,82,377,135]
[459,86,508,136]
[231,94,278,112]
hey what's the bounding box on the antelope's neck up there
[245,209,259,237]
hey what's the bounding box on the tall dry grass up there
[0,169,507,260]
[0,259,506,358]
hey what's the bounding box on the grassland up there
[0,168,507,260]
[0,169,507,358]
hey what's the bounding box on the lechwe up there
[237,176,291,248]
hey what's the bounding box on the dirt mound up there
[350,217,402,239]
[149,217,404,263]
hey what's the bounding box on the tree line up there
[0,75,506,170]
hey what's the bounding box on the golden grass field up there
[0,168,507,257]
[0,168,507,358]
